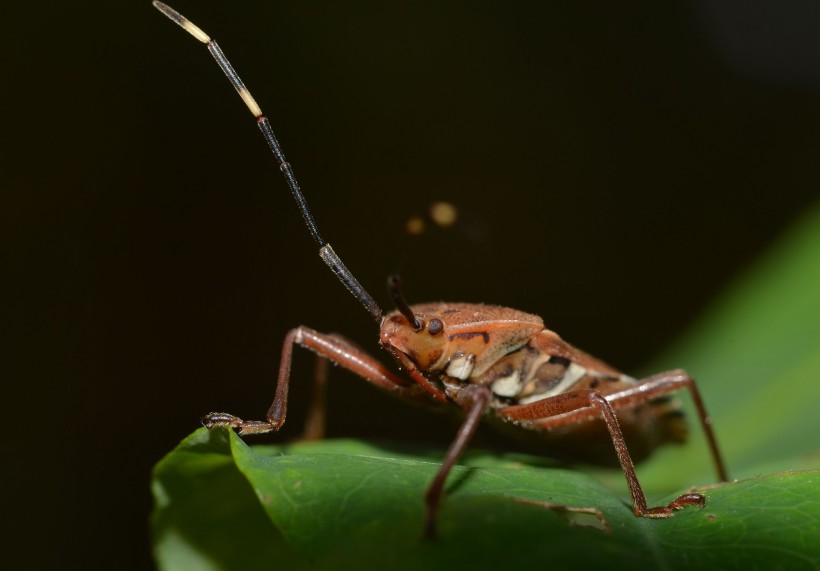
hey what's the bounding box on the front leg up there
[203,326,426,435]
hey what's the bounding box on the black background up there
[5,1,820,569]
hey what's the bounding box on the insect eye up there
[427,318,444,335]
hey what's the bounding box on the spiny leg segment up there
[153,1,383,322]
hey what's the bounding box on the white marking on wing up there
[518,362,588,405]
[491,370,522,397]
[446,354,475,380]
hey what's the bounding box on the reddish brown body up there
[380,303,687,463]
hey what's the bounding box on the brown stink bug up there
[153,1,729,539]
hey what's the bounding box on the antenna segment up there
[153,1,384,323]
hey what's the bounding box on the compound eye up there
[427,318,444,335]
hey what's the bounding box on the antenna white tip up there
[153,1,212,44]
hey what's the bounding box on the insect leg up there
[506,369,728,482]
[202,326,425,435]
[588,391,706,517]
[424,384,492,540]
[499,385,715,518]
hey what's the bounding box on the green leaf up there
[152,204,820,569]
[154,428,820,570]
[151,429,312,571]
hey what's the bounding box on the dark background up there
[5,1,820,569]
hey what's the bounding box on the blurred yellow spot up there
[405,216,426,236]
[430,202,457,227]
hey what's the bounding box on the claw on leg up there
[637,492,706,518]
[201,412,278,435]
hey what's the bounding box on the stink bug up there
[153,2,729,539]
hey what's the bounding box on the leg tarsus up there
[201,412,279,435]
[636,492,706,518]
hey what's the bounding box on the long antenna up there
[153,1,384,323]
